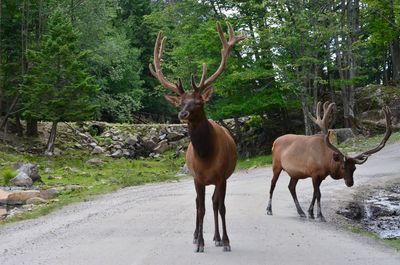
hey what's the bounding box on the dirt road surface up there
[1,142,400,265]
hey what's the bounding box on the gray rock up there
[7,190,40,205]
[0,207,7,219]
[331,128,355,144]
[17,163,41,182]
[92,146,105,154]
[154,140,169,154]
[11,172,33,187]
[176,164,190,176]
[26,197,47,205]
[142,139,157,150]
[86,158,103,166]
[159,134,167,141]
[125,135,138,145]
[167,131,185,141]
[111,150,123,158]
[89,142,97,148]
[40,188,59,199]
[0,190,11,204]
[64,184,83,192]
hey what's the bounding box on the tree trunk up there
[300,94,312,135]
[26,118,38,137]
[0,0,2,114]
[45,121,58,155]
[389,0,400,83]
[15,114,23,137]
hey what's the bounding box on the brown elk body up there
[267,103,392,221]
[150,22,244,252]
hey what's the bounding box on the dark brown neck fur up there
[188,114,214,159]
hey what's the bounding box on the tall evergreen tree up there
[22,10,98,154]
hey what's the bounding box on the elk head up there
[325,106,392,187]
[149,22,245,123]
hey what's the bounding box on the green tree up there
[22,10,98,154]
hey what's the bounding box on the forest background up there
[1,0,399,153]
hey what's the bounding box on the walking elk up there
[266,102,392,221]
[150,22,244,252]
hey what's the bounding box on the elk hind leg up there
[288,178,306,217]
[267,165,282,215]
[312,178,325,222]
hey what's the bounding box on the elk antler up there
[149,32,185,95]
[325,130,345,158]
[350,106,392,164]
[191,22,246,93]
[325,106,393,164]
[308,101,335,134]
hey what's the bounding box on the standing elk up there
[149,22,245,252]
[266,103,392,221]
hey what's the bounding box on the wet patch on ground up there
[337,184,400,239]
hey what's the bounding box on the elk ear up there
[202,87,214,102]
[164,94,180,107]
[333,152,341,162]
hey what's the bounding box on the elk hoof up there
[195,245,204,253]
[318,215,326,222]
[223,245,231,252]
[266,208,273,215]
[299,212,306,218]
[308,213,315,219]
[214,240,223,247]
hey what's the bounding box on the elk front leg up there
[194,181,206,252]
[288,178,306,217]
[193,195,199,244]
[312,178,325,222]
[219,180,231,252]
[212,186,222,246]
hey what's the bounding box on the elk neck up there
[187,111,214,159]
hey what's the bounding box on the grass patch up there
[337,131,400,155]
[237,154,272,170]
[0,147,185,225]
[347,224,400,251]
[0,167,16,186]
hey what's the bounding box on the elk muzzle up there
[178,110,190,122]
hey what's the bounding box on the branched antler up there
[149,32,184,95]
[325,106,393,164]
[308,101,335,134]
[191,22,246,93]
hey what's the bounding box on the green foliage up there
[0,167,16,186]
[22,10,99,123]
[247,115,263,129]
[237,155,273,170]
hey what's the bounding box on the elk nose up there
[178,111,189,120]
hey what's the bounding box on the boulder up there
[332,128,355,144]
[0,208,6,219]
[154,140,169,154]
[167,131,185,141]
[26,197,47,205]
[17,163,41,182]
[111,150,123,158]
[142,139,157,150]
[0,190,11,204]
[125,135,138,145]
[7,190,40,205]
[40,188,59,199]
[11,172,33,187]
[92,146,105,154]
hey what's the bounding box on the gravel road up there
[1,142,400,265]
